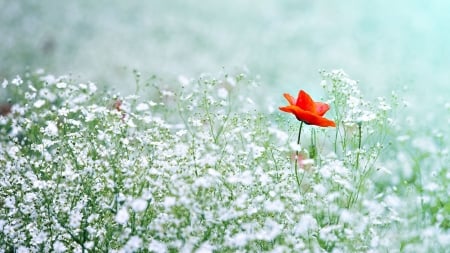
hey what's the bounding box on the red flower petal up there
[314,102,330,116]
[279,105,335,127]
[283,93,296,105]
[297,90,315,112]
[280,89,335,127]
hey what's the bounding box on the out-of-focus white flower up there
[16,246,29,253]
[7,146,20,158]
[148,239,168,253]
[178,75,190,86]
[53,241,67,253]
[116,207,130,225]
[34,99,46,108]
[12,75,23,86]
[289,142,302,152]
[121,236,142,253]
[163,197,176,208]
[295,214,318,235]
[131,198,148,212]
[217,87,228,99]
[44,121,58,136]
[136,103,149,111]
[89,82,97,93]
[69,210,82,228]
[56,82,67,89]
[2,79,8,88]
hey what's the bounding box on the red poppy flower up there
[279,90,335,127]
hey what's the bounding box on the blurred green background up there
[1,0,449,108]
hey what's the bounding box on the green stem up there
[348,122,363,208]
[294,121,304,189]
[355,122,362,170]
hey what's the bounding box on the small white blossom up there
[217,87,228,99]
[161,90,174,96]
[163,196,176,208]
[89,82,97,93]
[295,214,318,235]
[53,241,67,253]
[69,210,82,228]
[121,236,142,253]
[264,199,285,212]
[116,207,130,225]
[2,79,8,88]
[56,82,67,89]
[127,119,137,128]
[33,99,46,108]
[148,240,167,253]
[131,198,148,212]
[17,246,29,253]
[44,121,58,136]
[178,75,190,86]
[7,146,20,158]
[12,75,23,86]
[136,103,149,111]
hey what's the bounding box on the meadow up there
[1,69,449,252]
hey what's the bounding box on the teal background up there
[1,0,449,109]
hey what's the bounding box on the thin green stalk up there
[294,121,304,189]
[348,122,363,208]
[355,122,362,170]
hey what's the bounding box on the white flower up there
[58,107,69,117]
[295,214,318,235]
[12,75,23,86]
[7,146,20,158]
[148,239,168,253]
[131,198,147,212]
[39,89,56,102]
[161,90,174,96]
[89,82,97,93]
[127,119,136,128]
[163,197,176,208]
[56,82,67,89]
[196,243,213,253]
[217,87,228,99]
[136,103,149,111]
[268,127,288,143]
[116,207,130,225]
[174,143,188,157]
[178,75,190,86]
[33,231,48,245]
[121,236,142,253]
[1,79,8,88]
[24,192,36,203]
[69,210,82,228]
[53,241,67,253]
[264,199,285,212]
[289,142,302,152]
[176,129,187,137]
[249,143,265,159]
[357,110,376,122]
[44,121,58,136]
[16,246,29,253]
[33,99,46,108]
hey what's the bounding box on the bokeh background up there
[1,0,449,110]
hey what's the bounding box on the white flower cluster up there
[0,70,449,252]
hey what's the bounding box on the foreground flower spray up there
[280,89,335,188]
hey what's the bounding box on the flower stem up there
[355,122,362,170]
[294,121,304,189]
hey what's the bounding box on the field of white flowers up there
[1,69,449,252]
